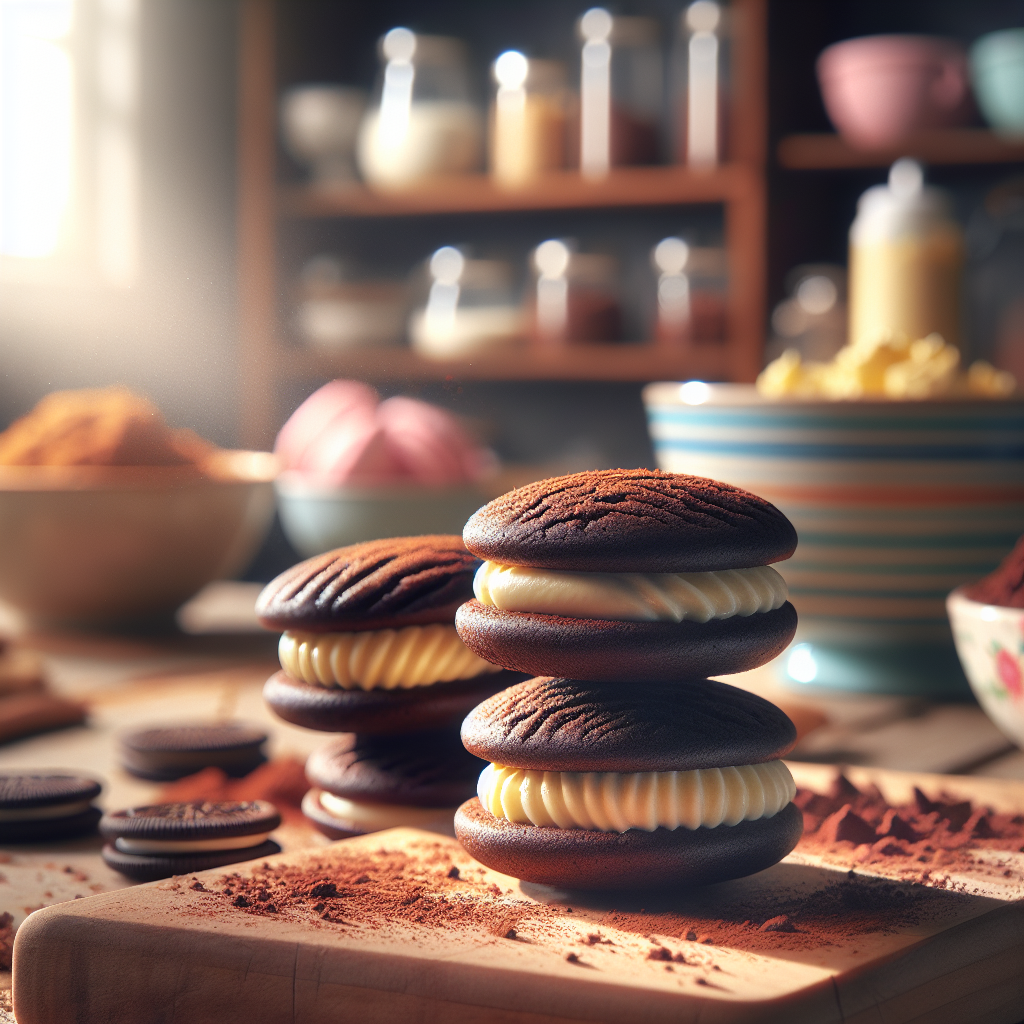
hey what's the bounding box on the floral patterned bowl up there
[947,588,1024,747]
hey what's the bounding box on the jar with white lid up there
[848,158,964,349]
[356,28,483,190]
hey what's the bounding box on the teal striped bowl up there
[643,383,1024,696]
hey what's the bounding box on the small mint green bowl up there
[970,29,1024,137]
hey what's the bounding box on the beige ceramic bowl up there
[0,452,277,626]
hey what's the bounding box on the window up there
[0,0,139,285]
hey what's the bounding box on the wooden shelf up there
[777,128,1024,170]
[280,164,757,219]
[276,343,731,384]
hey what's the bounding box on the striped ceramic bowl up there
[643,382,1024,696]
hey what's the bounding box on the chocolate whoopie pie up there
[100,800,281,881]
[454,677,802,890]
[302,731,483,839]
[0,774,102,843]
[457,469,798,681]
[119,723,268,781]
[258,536,512,734]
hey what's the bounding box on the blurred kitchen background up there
[2,0,1023,571]
[1,0,1024,871]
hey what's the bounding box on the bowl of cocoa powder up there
[0,388,277,626]
[948,533,1024,747]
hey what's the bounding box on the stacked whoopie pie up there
[452,468,804,889]
[256,536,515,838]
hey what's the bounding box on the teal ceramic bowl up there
[275,474,487,557]
[643,383,1024,697]
[970,29,1024,137]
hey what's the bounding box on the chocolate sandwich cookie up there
[457,469,798,681]
[454,676,802,890]
[264,669,517,736]
[100,800,281,881]
[302,731,484,839]
[258,536,510,734]
[119,723,268,781]
[0,774,102,843]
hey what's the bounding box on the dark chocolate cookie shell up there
[263,669,520,736]
[462,676,796,772]
[305,731,483,808]
[100,800,280,843]
[455,798,802,890]
[256,536,481,633]
[0,774,101,810]
[0,807,102,844]
[118,724,268,781]
[462,469,797,573]
[101,839,282,883]
[455,599,798,682]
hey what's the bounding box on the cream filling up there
[308,789,456,830]
[473,562,788,623]
[113,832,273,855]
[279,625,501,690]
[0,799,94,822]
[478,760,795,833]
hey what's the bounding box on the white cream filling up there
[478,760,795,833]
[279,625,501,690]
[473,562,788,623]
[113,832,272,855]
[307,789,456,830]
[0,799,94,822]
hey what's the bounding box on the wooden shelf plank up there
[280,164,755,219]
[777,128,1024,170]
[275,343,731,383]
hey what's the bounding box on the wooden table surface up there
[0,582,1021,1023]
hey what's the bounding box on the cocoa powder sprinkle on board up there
[192,777,1021,956]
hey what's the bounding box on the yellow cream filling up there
[478,760,795,833]
[473,562,787,623]
[279,625,500,690]
[306,789,456,830]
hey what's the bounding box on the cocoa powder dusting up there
[795,775,1024,887]
[963,533,1024,608]
[188,776,1022,959]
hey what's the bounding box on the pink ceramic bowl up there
[817,35,972,149]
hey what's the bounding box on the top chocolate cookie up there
[462,469,797,573]
[256,536,480,633]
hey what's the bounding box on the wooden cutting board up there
[11,767,1024,1024]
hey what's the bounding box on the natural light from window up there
[0,0,74,259]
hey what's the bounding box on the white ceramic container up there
[947,588,1024,748]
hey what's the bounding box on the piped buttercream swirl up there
[477,760,795,832]
[473,562,787,623]
[279,625,500,690]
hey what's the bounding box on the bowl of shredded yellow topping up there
[643,347,1022,698]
